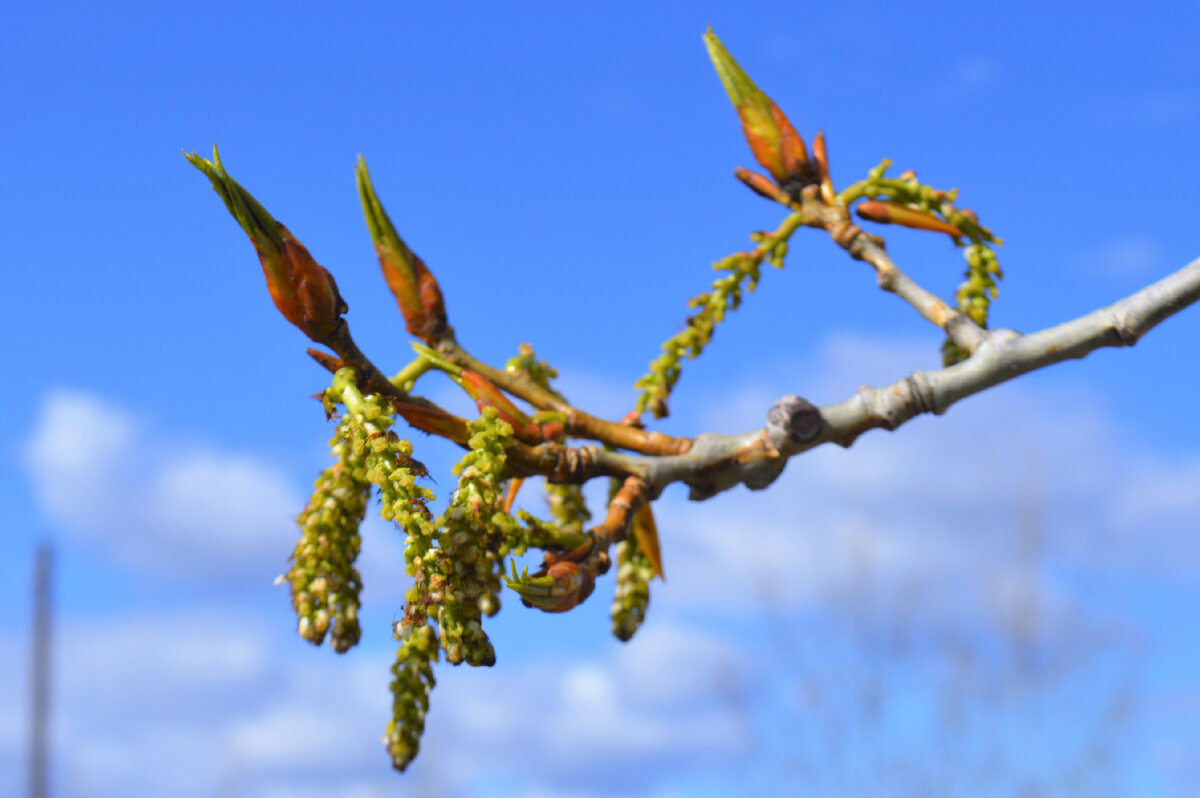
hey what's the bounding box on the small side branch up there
[804,188,988,354]
[543,475,649,572]
[591,475,650,554]
[439,336,691,456]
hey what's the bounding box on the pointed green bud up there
[185,145,282,258]
[356,157,447,343]
[186,146,347,342]
[703,28,811,187]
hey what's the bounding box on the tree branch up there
[596,255,1200,499]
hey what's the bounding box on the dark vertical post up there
[29,543,52,798]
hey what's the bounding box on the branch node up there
[829,220,866,256]
[904,374,937,416]
[1111,310,1140,347]
[548,445,596,484]
[767,394,824,447]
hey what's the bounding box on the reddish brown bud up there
[735,167,787,203]
[501,478,525,515]
[306,348,345,373]
[413,258,447,340]
[458,369,530,432]
[388,401,471,447]
[530,417,565,443]
[735,100,812,186]
[856,201,962,237]
[274,225,348,342]
[812,130,836,205]
[773,103,811,183]
[619,410,645,428]
[631,504,664,579]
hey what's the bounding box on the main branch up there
[599,255,1200,500]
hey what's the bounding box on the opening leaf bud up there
[506,560,596,613]
[186,146,347,342]
[704,28,813,189]
[356,157,447,344]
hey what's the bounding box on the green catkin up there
[432,407,519,666]
[634,212,806,418]
[505,343,563,399]
[386,623,439,771]
[545,482,591,536]
[611,537,654,642]
[287,415,371,652]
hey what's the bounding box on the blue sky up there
[3,2,1199,796]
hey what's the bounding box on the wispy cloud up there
[1078,235,1164,278]
[0,609,748,798]
[22,391,303,582]
[1091,89,1199,129]
[955,56,999,91]
[928,55,1001,107]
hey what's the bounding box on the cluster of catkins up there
[431,407,522,665]
[384,407,522,768]
[287,368,655,771]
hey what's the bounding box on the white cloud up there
[1111,455,1200,523]
[64,612,270,712]
[23,391,303,581]
[248,782,398,798]
[23,392,137,536]
[146,454,302,560]
[0,608,402,797]
[0,606,749,798]
[608,622,737,709]
[425,620,749,790]
[227,700,369,771]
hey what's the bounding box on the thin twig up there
[441,336,692,456]
[802,187,988,354]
